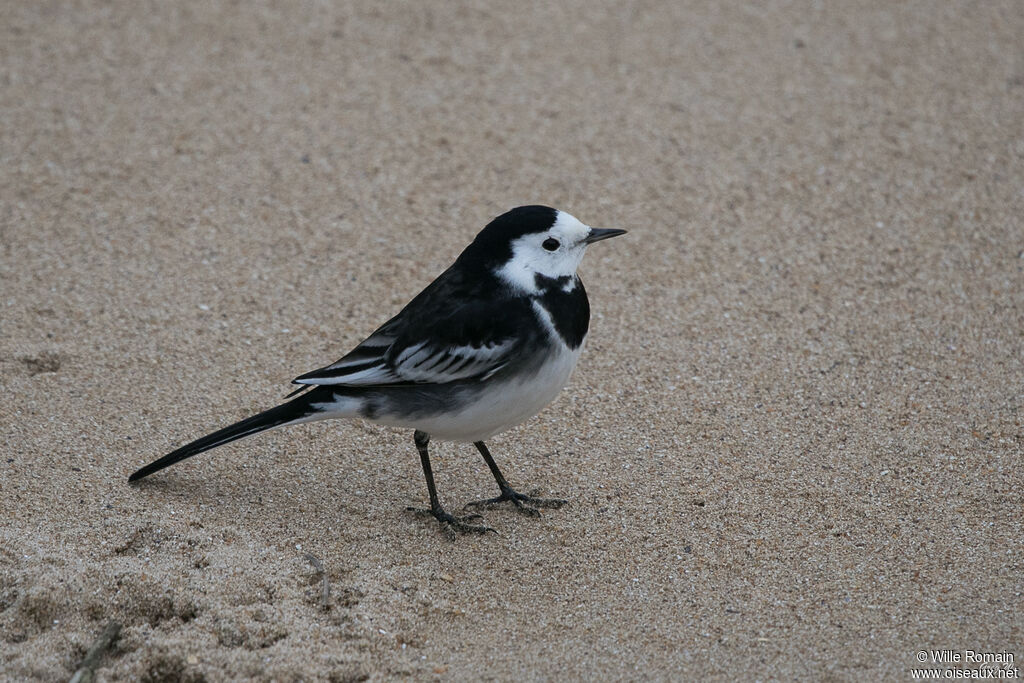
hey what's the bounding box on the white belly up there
[375,344,582,442]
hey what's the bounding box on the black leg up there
[414,430,442,512]
[407,430,493,535]
[464,441,567,516]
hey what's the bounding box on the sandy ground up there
[2,1,1023,680]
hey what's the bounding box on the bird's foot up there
[464,487,567,517]
[406,506,496,537]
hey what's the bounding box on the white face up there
[495,211,593,293]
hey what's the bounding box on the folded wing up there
[292,301,527,388]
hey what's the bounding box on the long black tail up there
[128,387,333,482]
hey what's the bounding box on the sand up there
[2,0,1022,680]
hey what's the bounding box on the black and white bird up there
[129,205,626,533]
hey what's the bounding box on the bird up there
[128,205,626,534]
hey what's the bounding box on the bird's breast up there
[424,341,582,441]
[531,276,590,349]
[369,340,582,442]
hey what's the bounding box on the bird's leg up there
[464,441,567,516]
[406,430,494,535]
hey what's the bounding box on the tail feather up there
[128,388,332,482]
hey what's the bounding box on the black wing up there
[292,267,533,387]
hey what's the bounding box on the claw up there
[406,506,496,535]
[464,487,567,516]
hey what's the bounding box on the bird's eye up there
[542,238,560,251]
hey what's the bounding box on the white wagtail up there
[129,205,626,533]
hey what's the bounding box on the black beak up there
[584,228,628,244]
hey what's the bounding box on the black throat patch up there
[533,274,590,349]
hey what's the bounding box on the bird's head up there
[461,205,626,293]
